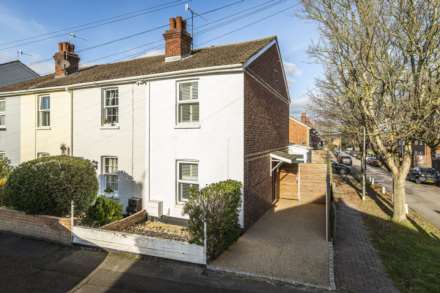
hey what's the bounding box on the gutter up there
[0,64,244,97]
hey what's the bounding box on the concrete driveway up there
[210,199,331,290]
[0,232,324,293]
[352,158,440,228]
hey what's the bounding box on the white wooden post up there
[203,220,208,265]
[70,200,75,242]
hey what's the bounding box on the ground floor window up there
[0,151,5,160]
[37,152,50,158]
[102,156,118,193]
[177,160,199,203]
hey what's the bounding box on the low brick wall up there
[102,210,146,231]
[0,207,71,245]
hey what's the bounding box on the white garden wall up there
[72,226,205,264]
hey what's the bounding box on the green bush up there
[184,179,242,259]
[0,157,13,206]
[83,196,123,227]
[4,156,98,216]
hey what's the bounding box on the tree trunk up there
[392,172,407,222]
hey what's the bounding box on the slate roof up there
[0,60,39,87]
[0,36,276,93]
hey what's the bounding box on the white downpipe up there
[142,81,151,209]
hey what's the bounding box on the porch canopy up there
[270,150,304,175]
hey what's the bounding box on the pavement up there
[210,199,331,290]
[0,232,327,293]
[351,158,440,228]
[332,177,399,293]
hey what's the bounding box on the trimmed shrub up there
[83,196,123,227]
[0,157,12,206]
[4,156,98,216]
[184,180,242,259]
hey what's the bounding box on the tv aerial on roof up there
[17,49,32,59]
[68,32,88,41]
[185,3,207,50]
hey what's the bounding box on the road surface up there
[0,232,324,293]
[351,158,440,228]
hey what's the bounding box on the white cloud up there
[284,62,302,77]
[137,49,164,58]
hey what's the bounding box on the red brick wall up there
[243,43,289,229]
[0,207,71,245]
[289,118,309,145]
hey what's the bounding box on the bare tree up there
[303,0,440,222]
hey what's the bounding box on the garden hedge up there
[5,155,98,216]
[184,179,242,259]
[83,196,123,227]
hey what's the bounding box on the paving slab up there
[209,199,331,289]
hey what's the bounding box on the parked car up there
[406,167,440,184]
[332,161,351,175]
[366,156,381,167]
[337,154,352,166]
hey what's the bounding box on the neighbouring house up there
[289,112,321,149]
[0,60,39,87]
[412,141,440,170]
[0,16,290,229]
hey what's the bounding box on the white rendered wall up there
[72,84,145,209]
[147,73,245,219]
[0,95,21,165]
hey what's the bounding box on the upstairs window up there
[38,96,50,127]
[102,156,118,193]
[0,98,5,129]
[177,81,199,125]
[177,161,199,202]
[102,88,119,126]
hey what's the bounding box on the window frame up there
[0,98,5,129]
[37,95,51,128]
[37,152,50,158]
[101,156,119,194]
[0,151,6,160]
[101,88,119,127]
[176,80,200,128]
[176,160,199,203]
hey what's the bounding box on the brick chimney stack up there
[301,112,308,124]
[163,16,192,62]
[53,42,80,78]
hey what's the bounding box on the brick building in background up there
[289,112,321,149]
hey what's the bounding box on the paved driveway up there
[0,232,322,293]
[352,158,440,228]
[210,199,331,290]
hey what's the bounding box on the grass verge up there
[335,175,440,293]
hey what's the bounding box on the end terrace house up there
[0,16,290,229]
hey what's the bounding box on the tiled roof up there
[0,36,276,93]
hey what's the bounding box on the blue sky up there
[0,0,323,116]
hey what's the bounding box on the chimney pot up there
[176,16,183,31]
[169,17,176,29]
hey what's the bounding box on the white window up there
[102,88,119,126]
[37,152,50,158]
[38,96,50,127]
[177,81,199,125]
[0,152,5,160]
[0,98,5,129]
[102,156,118,193]
[177,161,199,202]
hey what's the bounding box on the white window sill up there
[100,125,120,130]
[36,126,51,130]
[174,123,200,129]
[0,126,6,130]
